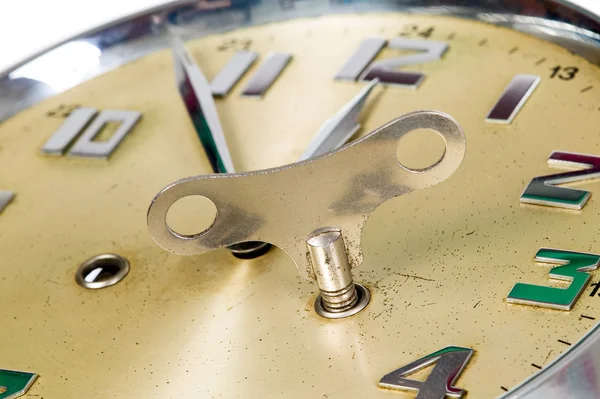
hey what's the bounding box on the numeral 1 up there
[521,151,600,210]
[241,52,292,96]
[0,369,37,399]
[335,38,448,88]
[0,191,15,214]
[210,51,258,97]
[507,248,600,310]
[486,74,540,124]
[41,108,141,159]
[379,346,474,398]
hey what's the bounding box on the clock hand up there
[171,40,377,258]
[171,36,235,174]
[171,37,272,258]
[299,78,379,160]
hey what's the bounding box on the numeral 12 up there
[335,38,448,88]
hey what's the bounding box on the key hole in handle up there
[396,128,447,172]
[166,195,218,237]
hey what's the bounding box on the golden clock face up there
[2,4,600,399]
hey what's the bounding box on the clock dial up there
[1,3,600,398]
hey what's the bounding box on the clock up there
[1,1,600,398]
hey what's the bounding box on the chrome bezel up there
[1,0,599,123]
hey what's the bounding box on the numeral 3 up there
[507,248,600,310]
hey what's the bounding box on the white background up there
[0,0,598,74]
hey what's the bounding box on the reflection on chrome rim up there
[0,0,599,123]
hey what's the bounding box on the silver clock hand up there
[172,37,271,259]
[299,78,379,161]
[171,40,376,258]
[171,36,235,173]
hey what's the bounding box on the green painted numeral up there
[0,369,37,399]
[507,248,600,310]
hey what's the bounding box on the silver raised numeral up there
[486,74,540,124]
[41,107,98,155]
[241,52,292,97]
[379,346,474,399]
[210,51,258,97]
[520,151,600,210]
[208,51,292,98]
[336,38,448,88]
[334,38,387,81]
[42,108,141,158]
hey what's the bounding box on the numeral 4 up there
[507,248,600,310]
[521,151,600,210]
[335,38,448,88]
[379,346,474,399]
